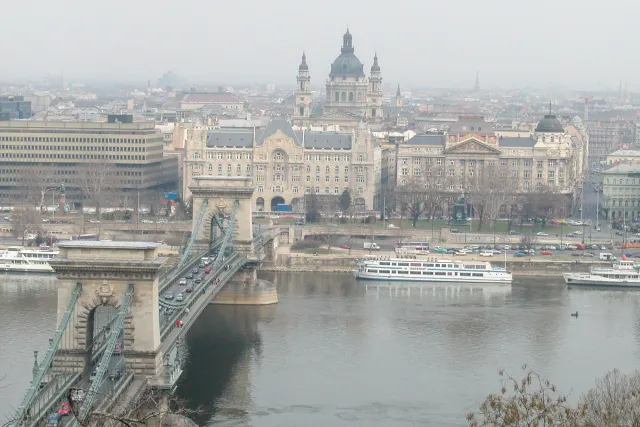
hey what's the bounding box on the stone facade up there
[385,115,586,217]
[292,29,383,127]
[51,241,165,377]
[602,163,640,220]
[183,119,381,213]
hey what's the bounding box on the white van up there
[599,253,616,261]
[479,251,494,257]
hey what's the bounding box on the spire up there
[396,84,401,98]
[371,52,380,72]
[341,27,354,53]
[298,51,308,71]
[474,70,480,92]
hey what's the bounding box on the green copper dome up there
[330,29,365,77]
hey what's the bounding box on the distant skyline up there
[2,0,637,91]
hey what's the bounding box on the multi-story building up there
[183,118,380,213]
[0,115,179,203]
[0,96,32,120]
[391,115,586,217]
[292,29,383,128]
[606,149,640,166]
[586,122,621,166]
[602,164,640,220]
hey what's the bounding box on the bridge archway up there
[51,241,166,376]
[256,197,265,212]
[271,196,285,212]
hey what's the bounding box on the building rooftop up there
[603,164,640,175]
[405,135,445,146]
[180,92,242,103]
[535,115,564,133]
[608,150,640,157]
[499,136,537,148]
[58,241,162,249]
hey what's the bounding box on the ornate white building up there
[183,119,381,213]
[292,29,383,126]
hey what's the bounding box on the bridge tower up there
[190,176,260,259]
[50,241,166,376]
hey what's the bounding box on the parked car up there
[186,273,194,279]
[508,230,520,235]
[205,267,211,274]
[515,252,526,257]
[47,413,63,427]
[537,232,549,236]
[540,250,553,255]
[339,244,351,249]
[194,278,203,284]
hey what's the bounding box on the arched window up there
[341,92,346,102]
[300,82,304,91]
[348,92,354,102]
[335,92,339,102]
[273,151,284,161]
[357,92,362,102]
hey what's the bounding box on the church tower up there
[294,52,311,119]
[395,84,403,108]
[368,53,382,121]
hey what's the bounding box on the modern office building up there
[0,96,32,120]
[0,115,179,204]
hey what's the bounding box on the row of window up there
[399,167,567,179]
[397,158,565,168]
[398,180,561,192]
[0,136,157,144]
[0,153,147,161]
[192,152,360,163]
[255,186,365,195]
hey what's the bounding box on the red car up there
[540,250,553,255]
[58,402,71,416]
[339,244,351,249]
[204,267,211,274]
[185,287,193,293]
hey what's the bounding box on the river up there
[2,272,640,426]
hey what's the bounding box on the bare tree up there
[77,162,114,217]
[467,365,589,427]
[18,164,56,210]
[68,387,202,427]
[581,369,640,426]
[397,179,427,228]
[11,204,42,245]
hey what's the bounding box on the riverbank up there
[262,247,605,277]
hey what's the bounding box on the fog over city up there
[2,0,637,89]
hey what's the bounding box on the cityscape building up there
[386,115,586,217]
[183,118,380,213]
[601,163,640,220]
[292,29,384,128]
[0,115,179,203]
[0,96,32,120]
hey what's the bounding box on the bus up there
[395,241,430,255]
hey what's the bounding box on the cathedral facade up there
[292,30,383,127]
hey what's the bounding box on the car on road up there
[508,230,520,235]
[179,278,187,285]
[327,223,338,227]
[339,244,351,249]
[164,292,174,300]
[185,287,193,293]
[58,402,71,416]
[47,413,63,427]
[108,369,122,381]
[141,219,154,224]
[205,267,211,274]
[436,248,447,253]
[540,250,553,255]
[156,218,168,224]
[480,251,493,257]
[186,273,194,279]
[194,278,203,284]
[88,219,100,223]
[176,293,184,302]
[294,221,304,226]
[537,232,549,236]
[199,262,206,268]
[71,389,85,402]
[113,340,122,355]
[515,252,526,257]
[192,268,199,274]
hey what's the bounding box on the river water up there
[2,273,640,426]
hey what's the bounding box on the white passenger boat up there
[563,259,640,288]
[354,257,512,284]
[0,247,58,273]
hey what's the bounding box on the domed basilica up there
[292,29,383,127]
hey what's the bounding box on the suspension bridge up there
[8,176,279,427]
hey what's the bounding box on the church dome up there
[535,114,564,133]
[329,29,365,77]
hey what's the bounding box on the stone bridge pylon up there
[189,176,260,259]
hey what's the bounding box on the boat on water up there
[563,258,640,288]
[0,246,58,273]
[354,256,512,284]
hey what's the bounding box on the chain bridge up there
[9,176,279,427]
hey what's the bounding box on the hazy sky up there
[3,0,637,90]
